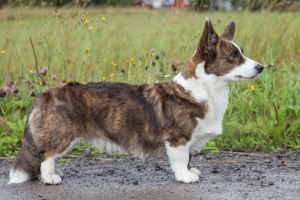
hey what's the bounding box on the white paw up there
[42,175,62,185]
[55,169,64,177]
[189,168,201,176]
[175,172,199,183]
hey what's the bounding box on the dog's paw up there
[55,169,64,177]
[189,168,201,176]
[42,174,62,185]
[175,172,199,183]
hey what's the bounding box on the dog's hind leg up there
[40,138,81,185]
[41,157,62,185]
[165,142,199,183]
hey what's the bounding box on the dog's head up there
[182,18,264,82]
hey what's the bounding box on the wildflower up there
[114,64,117,66]
[139,55,142,60]
[1,50,6,54]
[251,86,255,91]
[39,68,47,75]
[103,77,106,80]
[30,69,32,73]
[166,60,169,63]
[152,61,155,66]
[39,81,43,85]
[174,60,180,64]
[153,72,159,75]
[59,82,63,86]
[121,69,125,73]
[3,86,10,92]
[155,55,159,60]
[133,62,135,65]
[126,60,129,64]
[102,17,105,21]
[77,19,80,24]
[111,61,114,64]
[10,86,16,93]
[151,48,155,53]
[110,73,114,78]
[198,31,200,34]
[195,34,198,37]
[164,74,171,78]
[89,26,93,30]
[68,72,73,76]
[51,74,57,80]
[248,85,251,88]
[17,94,22,100]
[85,19,89,24]
[86,47,89,52]
[131,58,134,62]
[146,52,148,55]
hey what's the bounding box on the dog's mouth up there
[235,76,256,80]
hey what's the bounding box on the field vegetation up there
[0,5,299,156]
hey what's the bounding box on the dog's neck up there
[172,62,230,104]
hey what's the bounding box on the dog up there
[8,18,264,184]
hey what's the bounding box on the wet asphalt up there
[1,150,300,200]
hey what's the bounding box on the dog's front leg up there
[165,142,199,183]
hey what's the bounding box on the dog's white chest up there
[173,69,230,151]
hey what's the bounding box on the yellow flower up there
[86,47,89,52]
[126,60,129,64]
[131,58,134,62]
[114,63,117,66]
[1,50,5,54]
[89,26,93,30]
[198,31,200,34]
[39,81,42,85]
[146,52,148,55]
[102,17,105,21]
[248,85,251,88]
[251,86,255,91]
[195,34,198,37]
[111,61,114,64]
[29,69,32,73]
[85,19,89,24]
[102,77,106,80]
[133,62,135,65]
[110,73,114,77]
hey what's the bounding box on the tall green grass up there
[0,7,299,156]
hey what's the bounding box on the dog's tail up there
[8,122,42,184]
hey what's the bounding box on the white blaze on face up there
[222,41,264,82]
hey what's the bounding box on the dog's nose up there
[255,64,264,73]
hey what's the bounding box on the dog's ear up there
[220,22,235,41]
[195,18,219,61]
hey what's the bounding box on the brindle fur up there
[11,19,244,182]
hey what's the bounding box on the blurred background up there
[0,0,300,156]
[0,0,299,11]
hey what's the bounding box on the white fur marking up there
[41,157,61,185]
[189,168,201,176]
[165,141,199,183]
[8,168,30,184]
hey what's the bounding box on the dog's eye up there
[230,52,238,58]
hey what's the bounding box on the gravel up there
[0,151,299,199]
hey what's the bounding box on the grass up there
[0,6,300,156]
